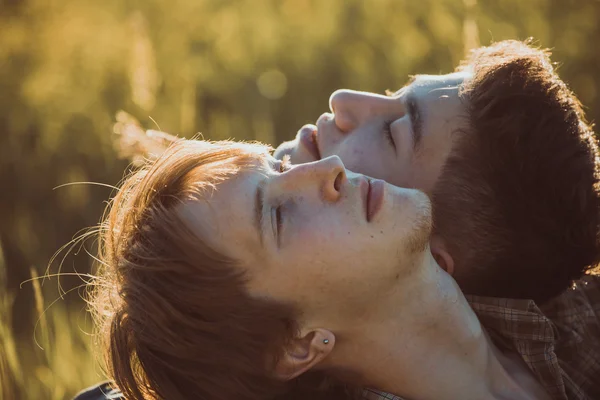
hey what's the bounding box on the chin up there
[405,191,433,254]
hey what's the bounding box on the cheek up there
[337,145,368,170]
[338,144,385,177]
[411,148,448,192]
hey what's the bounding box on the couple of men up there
[77,40,600,400]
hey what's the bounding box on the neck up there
[329,253,548,400]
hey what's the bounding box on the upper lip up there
[299,126,321,160]
[362,177,385,222]
[314,112,337,159]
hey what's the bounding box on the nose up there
[281,155,347,203]
[329,89,401,132]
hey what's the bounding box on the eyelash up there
[279,154,292,172]
[274,154,291,243]
[383,120,396,151]
[275,205,283,243]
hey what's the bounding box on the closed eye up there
[382,120,396,152]
[275,205,283,244]
[272,155,291,247]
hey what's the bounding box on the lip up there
[361,177,385,222]
[298,125,321,160]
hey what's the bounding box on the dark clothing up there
[72,381,122,400]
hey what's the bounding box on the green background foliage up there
[1,0,599,398]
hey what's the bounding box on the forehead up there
[410,71,468,102]
[411,71,470,134]
[176,159,267,265]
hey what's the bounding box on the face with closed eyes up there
[180,152,432,327]
[274,72,470,194]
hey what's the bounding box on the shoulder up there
[540,275,600,398]
[541,274,600,319]
[72,381,123,400]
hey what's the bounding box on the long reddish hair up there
[91,139,359,399]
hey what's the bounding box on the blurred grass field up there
[1,0,600,399]
[0,247,101,400]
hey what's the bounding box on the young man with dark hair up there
[277,40,600,304]
[275,40,600,400]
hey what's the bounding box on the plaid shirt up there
[363,275,600,400]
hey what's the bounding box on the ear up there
[273,328,335,381]
[430,235,455,276]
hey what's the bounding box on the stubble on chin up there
[405,193,433,255]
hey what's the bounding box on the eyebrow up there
[404,90,423,152]
[254,178,267,247]
[390,75,423,152]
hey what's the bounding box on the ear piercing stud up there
[323,339,330,344]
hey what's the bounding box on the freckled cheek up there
[340,145,379,177]
[334,143,366,167]
[294,228,339,249]
[292,223,348,262]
